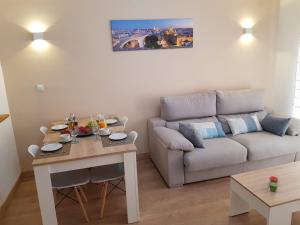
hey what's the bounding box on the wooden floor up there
[2,159,300,225]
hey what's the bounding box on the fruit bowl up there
[77,126,93,137]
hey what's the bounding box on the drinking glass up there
[71,127,79,144]
[96,113,107,128]
[92,124,99,141]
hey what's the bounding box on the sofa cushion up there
[287,118,300,136]
[218,111,267,134]
[216,89,265,115]
[184,138,247,172]
[153,127,194,151]
[178,123,204,148]
[180,121,225,140]
[261,114,291,136]
[227,115,262,136]
[166,116,218,130]
[230,131,300,161]
[161,91,216,121]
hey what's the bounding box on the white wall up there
[0,63,21,207]
[273,0,300,115]
[0,0,278,171]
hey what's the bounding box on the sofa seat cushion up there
[230,131,300,161]
[184,138,247,172]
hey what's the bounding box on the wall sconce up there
[240,19,255,44]
[33,32,44,41]
[28,22,49,51]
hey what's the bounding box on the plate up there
[41,143,63,152]
[106,119,118,125]
[109,133,127,141]
[51,124,68,131]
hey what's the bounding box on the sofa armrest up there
[150,127,185,188]
[148,117,166,154]
[148,117,166,129]
[287,118,300,136]
[153,127,194,151]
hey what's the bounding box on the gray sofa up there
[148,89,300,188]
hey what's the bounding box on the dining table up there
[32,116,140,225]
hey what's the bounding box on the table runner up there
[36,143,71,159]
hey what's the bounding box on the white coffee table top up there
[232,162,300,207]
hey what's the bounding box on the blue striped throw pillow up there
[180,122,226,140]
[227,115,262,136]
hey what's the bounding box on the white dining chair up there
[40,126,48,135]
[119,116,129,127]
[90,131,138,219]
[27,145,90,222]
[28,145,39,157]
[128,130,138,143]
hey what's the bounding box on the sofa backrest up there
[160,91,216,121]
[216,89,265,115]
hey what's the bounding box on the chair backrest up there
[40,126,48,135]
[27,145,39,158]
[128,131,138,144]
[120,116,129,127]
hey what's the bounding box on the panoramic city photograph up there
[111,19,193,51]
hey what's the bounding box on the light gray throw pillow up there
[286,118,300,136]
[166,116,218,130]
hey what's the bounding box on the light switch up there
[36,84,45,92]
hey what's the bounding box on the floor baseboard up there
[21,171,34,181]
[137,152,150,161]
[0,174,21,219]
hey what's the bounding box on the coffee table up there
[230,162,300,225]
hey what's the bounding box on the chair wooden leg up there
[100,182,108,219]
[53,189,58,203]
[78,186,88,203]
[74,187,89,222]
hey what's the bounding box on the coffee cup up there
[99,128,111,136]
[60,134,71,142]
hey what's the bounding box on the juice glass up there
[99,120,108,128]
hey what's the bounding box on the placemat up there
[107,118,123,127]
[101,135,133,147]
[36,143,72,159]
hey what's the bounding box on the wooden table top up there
[232,162,300,207]
[32,116,136,166]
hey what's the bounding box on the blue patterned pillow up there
[179,123,204,148]
[227,115,262,136]
[180,121,226,140]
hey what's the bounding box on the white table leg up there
[229,189,250,216]
[124,151,140,223]
[34,165,58,225]
[267,208,292,225]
